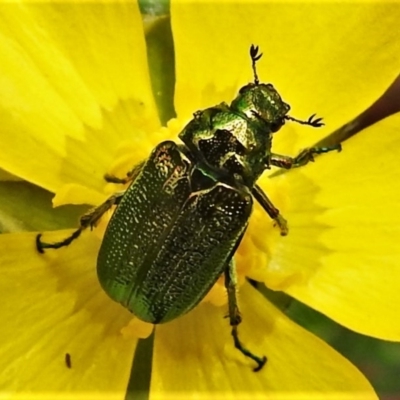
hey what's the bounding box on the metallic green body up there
[180,83,290,188]
[97,81,289,324]
[37,45,340,370]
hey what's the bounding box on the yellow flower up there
[0,1,399,398]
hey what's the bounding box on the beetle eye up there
[270,120,284,132]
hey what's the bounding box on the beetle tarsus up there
[271,143,341,170]
[294,145,341,166]
[36,233,45,254]
[254,356,268,372]
[225,260,267,371]
[36,229,83,253]
[275,214,288,236]
[36,191,126,254]
[232,325,267,372]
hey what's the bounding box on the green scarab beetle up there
[37,45,340,371]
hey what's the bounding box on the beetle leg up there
[36,191,125,253]
[252,184,288,236]
[270,144,341,169]
[104,161,145,185]
[224,260,267,372]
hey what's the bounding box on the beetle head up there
[231,82,290,133]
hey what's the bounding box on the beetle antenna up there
[250,44,262,85]
[285,113,325,128]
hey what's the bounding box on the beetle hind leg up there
[36,229,82,253]
[224,260,267,372]
[36,191,125,253]
[231,326,267,372]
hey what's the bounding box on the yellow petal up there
[288,114,400,340]
[0,1,159,193]
[151,283,375,397]
[52,183,107,207]
[268,113,400,340]
[0,230,136,394]
[172,1,400,148]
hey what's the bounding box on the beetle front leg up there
[252,184,288,236]
[271,144,341,169]
[224,260,267,372]
[36,191,125,253]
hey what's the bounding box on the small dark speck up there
[65,353,72,369]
